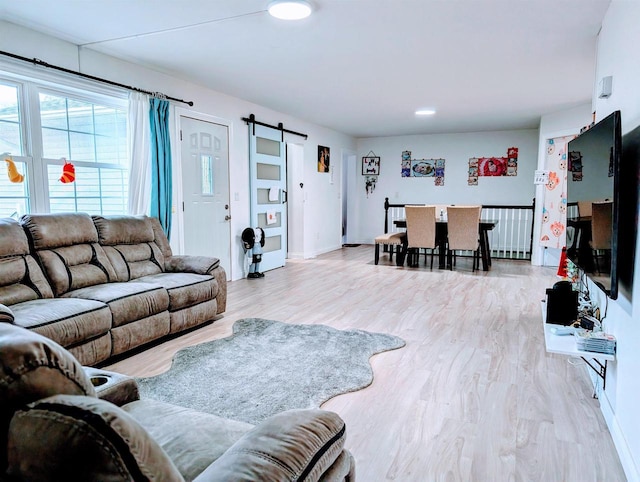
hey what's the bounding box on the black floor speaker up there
[545,281,579,326]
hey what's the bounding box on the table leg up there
[397,239,408,266]
[433,223,446,269]
[480,229,491,271]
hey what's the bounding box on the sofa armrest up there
[166,256,227,314]
[83,367,140,406]
[193,409,351,482]
[165,255,220,275]
[0,303,14,323]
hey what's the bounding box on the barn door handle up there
[283,190,287,203]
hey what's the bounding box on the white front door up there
[249,124,287,272]
[180,116,231,278]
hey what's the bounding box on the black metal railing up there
[383,197,536,260]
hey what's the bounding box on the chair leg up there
[374,243,380,265]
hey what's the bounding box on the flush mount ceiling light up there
[268,0,313,20]
[415,109,436,116]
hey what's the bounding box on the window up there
[0,74,128,218]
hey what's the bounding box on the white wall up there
[349,130,539,244]
[0,21,356,280]
[588,1,640,480]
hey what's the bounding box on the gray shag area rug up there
[136,318,405,424]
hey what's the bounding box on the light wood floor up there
[105,246,626,482]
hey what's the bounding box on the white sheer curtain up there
[127,92,151,215]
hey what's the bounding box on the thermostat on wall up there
[534,170,549,185]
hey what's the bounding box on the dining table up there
[393,218,498,271]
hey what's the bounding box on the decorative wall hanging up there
[540,136,573,248]
[4,154,24,183]
[362,150,380,197]
[401,150,445,185]
[362,155,380,175]
[468,147,518,185]
[59,158,76,183]
[318,145,330,173]
[365,176,377,197]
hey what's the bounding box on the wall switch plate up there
[534,170,549,184]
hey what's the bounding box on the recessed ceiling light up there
[415,109,436,116]
[268,1,312,20]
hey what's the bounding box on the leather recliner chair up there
[0,321,355,481]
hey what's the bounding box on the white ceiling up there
[0,0,610,138]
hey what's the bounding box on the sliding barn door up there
[248,124,287,272]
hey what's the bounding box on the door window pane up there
[264,235,281,252]
[201,155,214,195]
[256,136,280,156]
[257,162,280,180]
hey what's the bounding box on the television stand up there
[540,300,614,391]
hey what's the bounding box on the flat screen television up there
[617,123,640,303]
[566,111,621,299]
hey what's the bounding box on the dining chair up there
[590,201,613,273]
[577,200,593,217]
[405,205,437,268]
[446,205,482,271]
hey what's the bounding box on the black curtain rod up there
[0,50,194,106]
[242,114,308,140]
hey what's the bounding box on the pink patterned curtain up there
[539,135,575,248]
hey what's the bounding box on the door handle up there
[283,190,287,204]
[224,215,231,221]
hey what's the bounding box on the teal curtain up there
[149,98,172,238]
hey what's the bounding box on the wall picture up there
[362,156,380,175]
[468,147,518,185]
[318,145,330,173]
[401,150,445,185]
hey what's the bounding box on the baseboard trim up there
[600,391,640,482]
[312,245,342,257]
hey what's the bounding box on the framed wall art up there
[318,145,330,173]
[362,156,380,175]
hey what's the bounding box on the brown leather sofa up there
[0,322,356,481]
[0,212,227,366]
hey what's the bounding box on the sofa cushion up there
[102,243,165,282]
[0,303,14,323]
[0,218,54,305]
[123,399,253,482]
[93,215,155,245]
[64,281,169,328]
[9,298,112,348]
[0,218,29,258]
[7,395,184,482]
[21,213,117,297]
[0,323,95,471]
[21,212,99,250]
[93,215,166,282]
[136,273,218,312]
[195,409,347,482]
